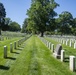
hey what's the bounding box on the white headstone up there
[61,50,65,62]
[74,43,76,49]
[4,46,7,58]
[51,44,54,52]
[66,40,68,46]
[47,41,49,47]
[69,41,72,47]
[63,40,65,44]
[14,41,16,49]
[49,42,51,49]
[10,43,13,53]
[74,40,76,43]
[61,39,63,43]
[69,56,75,71]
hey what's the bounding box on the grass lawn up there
[44,37,76,56]
[0,37,24,71]
[0,35,75,75]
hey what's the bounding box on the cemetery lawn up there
[0,35,76,75]
[44,37,76,56]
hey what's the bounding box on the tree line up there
[21,0,76,36]
[0,2,21,35]
[1,0,76,36]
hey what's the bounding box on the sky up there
[0,0,31,27]
[55,0,76,18]
[0,0,76,27]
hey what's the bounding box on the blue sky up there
[0,0,31,27]
[0,0,76,27]
[55,0,76,18]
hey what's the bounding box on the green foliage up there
[27,18,38,34]
[56,11,73,35]
[0,2,6,34]
[21,18,28,33]
[0,35,75,75]
[0,2,6,17]
[9,22,21,31]
[2,18,12,31]
[45,31,51,35]
[71,28,76,35]
[5,17,12,25]
[27,0,59,36]
[71,18,76,35]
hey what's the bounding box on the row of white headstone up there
[3,37,26,58]
[0,37,11,41]
[39,37,75,72]
[51,37,76,49]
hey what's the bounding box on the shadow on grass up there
[16,48,23,50]
[0,65,9,70]
[74,70,76,72]
[6,57,16,60]
[21,46,25,48]
[64,57,69,62]
[12,52,20,54]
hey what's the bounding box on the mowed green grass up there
[44,37,76,56]
[0,35,75,75]
[0,37,24,73]
[0,37,22,58]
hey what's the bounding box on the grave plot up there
[48,36,76,49]
[43,36,76,72]
[39,37,75,73]
[0,37,26,58]
[44,37,76,56]
[0,35,75,75]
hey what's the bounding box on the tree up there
[0,2,6,35]
[27,18,38,34]
[27,0,59,36]
[21,18,28,33]
[71,18,76,35]
[9,22,21,31]
[57,11,73,35]
[2,17,12,31]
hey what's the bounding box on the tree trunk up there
[0,28,1,35]
[40,32,44,37]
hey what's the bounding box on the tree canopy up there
[0,2,6,35]
[21,1,76,36]
[0,2,6,17]
[56,11,73,34]
[21,18,28,33]
[9,22,21,31]
[2,17,12,31]
[26,0,59,36]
